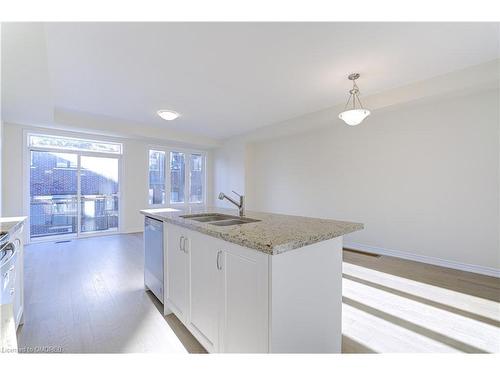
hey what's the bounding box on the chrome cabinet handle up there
[216,250,222,270]
[179,236,184,251]
[183,237,188,253]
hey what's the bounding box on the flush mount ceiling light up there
[157,109,181,121]
[338,73,371,126]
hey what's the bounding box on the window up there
[29,134,122,154]
[80,156,119,233]
[148,148,205,206]
[148,150,166,205]
[30,151,78,238]
[189,154,203,203]
[170,151,186,203]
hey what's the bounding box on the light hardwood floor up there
[16,234,500,353]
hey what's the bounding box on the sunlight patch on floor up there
[343,262,500,322]
[342,303,461,353]
[343,277,500,353]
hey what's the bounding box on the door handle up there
[179,236,184,251]
[182,237,188,253]
[216,250,222,270]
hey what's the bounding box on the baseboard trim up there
[122,228,144,234]
[343,241,500,278]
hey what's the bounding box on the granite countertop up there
[140,207,363,255]
[0,217,26,248]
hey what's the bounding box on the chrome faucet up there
[218,191,244,217]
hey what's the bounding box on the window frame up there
[147,145,207,208]
[28,133,123,154]
[187,152,205,204]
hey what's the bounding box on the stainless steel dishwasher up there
[144,217,164,303]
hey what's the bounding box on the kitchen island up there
[140,207,363,353]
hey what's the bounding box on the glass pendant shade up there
[339,73,371,126]
[338,109,370,126]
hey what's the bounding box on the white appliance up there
[144,217,164,303]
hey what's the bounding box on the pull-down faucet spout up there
[218,191,244,217]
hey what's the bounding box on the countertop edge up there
[140,210,363,255]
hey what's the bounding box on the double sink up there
[180,213,261,226]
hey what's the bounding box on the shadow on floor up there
[343,250,500,302]
[341,335,376,353]
[146,291,207,354]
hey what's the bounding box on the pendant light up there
[338,73,370,126]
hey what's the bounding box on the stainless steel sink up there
[180,213,261,226]
[180,213,236,222]
[180,213,234,222]
[209,218,260,226]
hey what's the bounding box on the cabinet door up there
[220,242,269,353]
[187,229,219,352]
[165,223,188,323]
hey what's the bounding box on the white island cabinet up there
[141,207,362,353]
[165,223,189,323]
[164,223,269,352]
[162,222,343,353]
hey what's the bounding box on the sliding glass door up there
[28,136,121,241]
[80,156,119,234]
[30,151,79,238]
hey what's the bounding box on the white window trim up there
[28,132,123,155]
[147,145,207,208]
[23,129,124,244]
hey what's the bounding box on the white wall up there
[243,90,499,271]
[2,123,214,237]
[1,25,3,215]
[2,123,22,221]
[0,119,2,216]
[209,87,500,273]
[121,139,149,233]
[213,139,248,209]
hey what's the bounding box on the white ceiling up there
[2,22,499,140]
